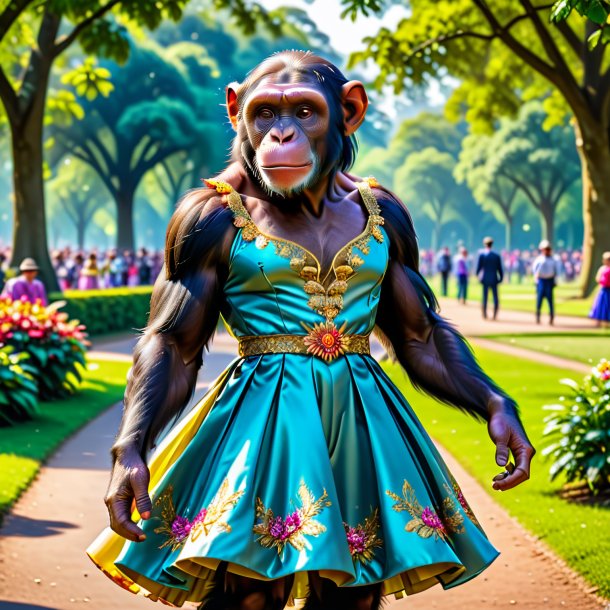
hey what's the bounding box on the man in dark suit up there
[476,236,504,320]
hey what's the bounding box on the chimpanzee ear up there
[226,82,240,131]
[341,81,368,136]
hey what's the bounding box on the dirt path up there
[436,297,596,337]
[0,319,607,609]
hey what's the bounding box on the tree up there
[455,133,524,250]
[456,101,580,248]
[49,41,209,250]
[394,147,471,251]
[350,1,610,295]
[47,159,110,249]
[0,0,284,290]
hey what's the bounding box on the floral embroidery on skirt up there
[386,479,466,542]
[153,479,244,551]
[343,507,383,564]
[253,480,332,554]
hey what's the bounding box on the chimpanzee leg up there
[302,573,384,610]
[198,562,294,610]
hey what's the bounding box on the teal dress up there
[86,178,499,606]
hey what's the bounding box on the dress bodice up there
[214,178,390,339]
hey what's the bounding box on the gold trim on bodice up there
[204,176,384,362]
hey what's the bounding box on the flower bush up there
[0,345,38,425]
[541,359,610,495]
[0,296,89,400]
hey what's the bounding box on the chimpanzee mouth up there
[260,163,313,170]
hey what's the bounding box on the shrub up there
[0,345,38,426]
[541,359,610,495]
[47,287,152,336]
[0,297,89,400]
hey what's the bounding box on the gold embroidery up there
[205,176,385,325]
[386,479,465,543]
[238,332,371,359]
[344,508,384,564]
[152,479,243,551]
[446,474,482,529]
[253,480,332,554]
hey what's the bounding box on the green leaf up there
[550,0,574,22]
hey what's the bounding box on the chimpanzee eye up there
[257,107,275,121]
[296,106,314,120]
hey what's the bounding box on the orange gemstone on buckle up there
[301,320,350,362]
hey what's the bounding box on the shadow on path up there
[0,514,78,538]
[0,602,59,609]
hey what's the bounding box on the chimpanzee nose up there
[269,125,295,143]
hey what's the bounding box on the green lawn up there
[381,346,610,599]
[0,358,129,523]
[485,331,610,365]
[429,275,595,317]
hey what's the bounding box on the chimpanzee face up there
[226,68,368,197]
[243,81,329,196]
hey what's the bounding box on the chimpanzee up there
[92,50,535,610]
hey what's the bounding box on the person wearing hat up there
[476,236,504,319]
[532,240,561,325]
[0,257,48,306]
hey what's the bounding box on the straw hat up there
[19,257,39,271]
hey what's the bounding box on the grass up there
[428,275,595,318]
[0,358,129,523]
[485,331,610,365]
[381,346,610,599]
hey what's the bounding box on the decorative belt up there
[237,326,371,362]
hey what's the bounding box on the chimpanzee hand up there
[487,406,536,491]
[104,445,152,542]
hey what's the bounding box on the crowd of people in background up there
[418,239,583,325]
[0,246,163,293]
[0,240,608,328]
[420,244,583,285]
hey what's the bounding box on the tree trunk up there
[431,222,440,252]
[77,217,86,250]
[573,120,610,297]
[10,106,59,293]
[6,8,60,294]
[539,203,555,244]
[116,189,135,251]
[504,214,512,251]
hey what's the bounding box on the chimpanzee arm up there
[373,188,535,490]
[104,188,235,542]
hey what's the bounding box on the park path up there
[0,313,607,609]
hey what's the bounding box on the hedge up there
[48,287,153,336]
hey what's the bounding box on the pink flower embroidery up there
[153,480,243,551]
[343,508,383,564]
[387,479,465,542]
[253,480,331,554]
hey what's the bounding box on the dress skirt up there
[590,286,610,321]
[86,351,500,607]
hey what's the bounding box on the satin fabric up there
[86,187,500,606]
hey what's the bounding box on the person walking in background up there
[52,249,72,291]
[78,252,100,290]
[1,258,48,305]
[532,239,561,325]
[476,236,503,320]
[589,251,610,328]
[436,246,452,296]
[455,246,470,304]
[137,247,152,285]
